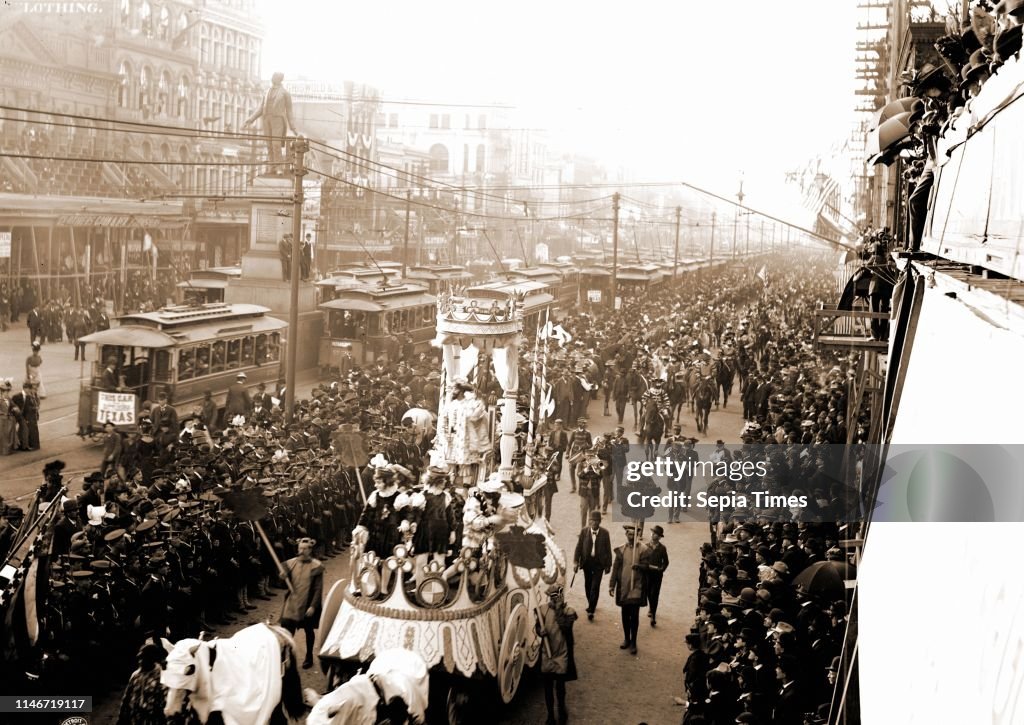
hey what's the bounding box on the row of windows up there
[177,333,281,381]
[427,143,486,174]
[427,114,487,130]
[116,63,191,118]
[324,306,435,339]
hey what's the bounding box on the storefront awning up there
[57,214,190,229]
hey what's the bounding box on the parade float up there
[317,287,566,723]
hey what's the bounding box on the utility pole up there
[611,192,620,309]
[760,220,765,255]
[673,206,681,278]
[709,211,716,265]
[735,179,744,260]
[401,188,411,278]
[285,136,308,426]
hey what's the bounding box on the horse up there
[305,648,429,725]
[161,623,306,725]
[668,369,688,424]
[639,398,668,461]
[685,367,703,413]
[693,377,715,435]
[712,356,735,409]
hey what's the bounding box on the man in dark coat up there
[224,372,252,421]
[681,633,710,709]
[772,655,807,725]
[573,510,611,621]
[609,524,648,655]
[11,380,40,450]
[26,305,43,344]
[150,392,178,433]
[639,524,670,626]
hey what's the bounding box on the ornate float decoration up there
[317,286,566,721]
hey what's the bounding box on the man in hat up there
[150,391,178,434]
[100,355,120,391]
[100,420,122,476]
[279,537,323,669]
[566,418,592,494]
[575,445,605,529]
[225,372,252,421]
[639,524,669,626]
[609,524,649,654]
[535,583,577,725]
[11,380,40,451]
[252,381,273,411]
[572,510,611,621]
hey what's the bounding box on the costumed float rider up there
[441,378,490,491]
[352,454,403,592]
[444,471,517,597]
[409,458,457,587]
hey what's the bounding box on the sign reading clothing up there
[97,393,136,425]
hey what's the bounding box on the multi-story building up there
[287,80,385,266]
[0,0,265,300]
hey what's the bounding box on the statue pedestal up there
[225,176,321,371]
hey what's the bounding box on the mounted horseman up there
[639,378,671,461]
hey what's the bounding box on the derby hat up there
[650,525,665,537]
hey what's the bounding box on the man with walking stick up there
[609,522,649,655]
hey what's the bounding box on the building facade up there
[0,0,265,304]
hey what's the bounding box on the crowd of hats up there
[682,522,849,724]
[2,356,448,687]
[514,256,861,722]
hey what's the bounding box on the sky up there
[256,0,859,214]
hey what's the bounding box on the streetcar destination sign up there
[96,393,136,425]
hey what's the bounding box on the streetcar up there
[616,262,666,297]
[175,266,241,305]
[403,264,474,294]
[465,278,556,329]
[317,283,436,369]
[77,302,285,435]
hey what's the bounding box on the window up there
[139,0,152,38]
[177,12,189,46]
[178,347,195,380]
[158,71,172,115]
[463,144,468,173]
[117,61,132,108]
[157,5,170,40]
[441,114,450,129]
[227,338,241,368]
[241,336,254,365]
[177,75,190,118]
[478,114,486,129]
[465,114,470,129]
[475,143,485,173]
[121,0,131,27]
[428,144,448,173]
[139,66,153,113]
[429,114,438,129]
[389,113,398,128]
[210,340,226,373]
[195,345,210,376]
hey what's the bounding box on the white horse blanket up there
[161,623,284,725]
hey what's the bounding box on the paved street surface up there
[0,319,321,505]
[73,386,745,725]
[6,319,745,724]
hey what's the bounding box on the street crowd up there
[0,252,863,724]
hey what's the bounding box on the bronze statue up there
[244,72,297,169]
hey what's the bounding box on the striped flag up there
[756,266,769,287]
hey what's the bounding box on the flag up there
[1,499,60,661]
[539,383,556,419]
[756,266,768,287]
[540,321,572,347]
[221,488,270,521]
